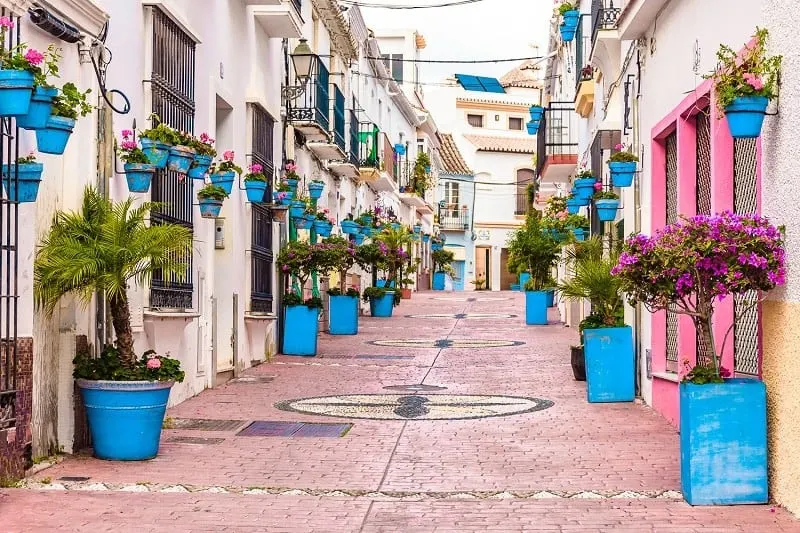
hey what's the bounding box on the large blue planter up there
[545,288,555,307]
[609,161,637,187]
[314,220,332,237]
[595,199,619,221]
[432,271,445,290]
[77,379,173,461]
[2,162,43,203]
[724,96,769,139]
[166,145,195,174]
[525,290,548,325]
[573,177,596,201]
[329,295,358,335]
[289,200,306,219]
[354,233,365,245]
[370,292,395,317]
[519,272,531,290]
[124,163,155,193]
[210,171,235,195]
[244,180,267,202]
[16,85,58,130]
[566,198,582,214]
[0,69,34,116]
[188,154,213,179]
[283,305,319,356]
[308,181,324,199]
[680,379,767,505]
[572,227,585,241]
[583,326,634,403]
[198,198,223,218]
[36,116,76,155]
[341,219,360,235]
[139,139,170,169]
[376,279,396,289]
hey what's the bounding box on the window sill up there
[244,313,277,321]
[651,371,680,383]
[144,310,201,320]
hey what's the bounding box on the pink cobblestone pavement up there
[1,292,798,532]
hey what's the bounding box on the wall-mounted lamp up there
[282,39,318,101]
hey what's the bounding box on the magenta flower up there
[593,182,603,191]
[121,140,137,150]
[199,133,215,144]
[24,48,44,66]
[0,17,14,30]
[146,358,162,370]
[223,150,235,162]
[742,73,764,91]
[121,129,133,139]
[614,143,625,151]
[250,163,263,174]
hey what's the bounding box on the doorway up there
[499,248,516,290]
[475,246,491,290]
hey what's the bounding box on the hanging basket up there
[724,96,769,139]
[244,180,267,203]
[293,215,311,229]
[188,154,213,179]
[16,85,58,130]
[609,162,637,187]
[341,220,361,235]
[139,138,171,169]
[166,145,196,174]
[594,199,619,221]
[0,69,34,117]
[566,198,582,214]
[124,163,156,193]
[308,181,325,199]
[36,116,76,155]
[572,227,585,241]
[559,10,579,42]
[210,171,235,195]
[313,220,333,237]
[2,162,43,203]
[199,198,223,218]
[573,177,596,201]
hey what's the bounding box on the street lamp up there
[282,39,317,101]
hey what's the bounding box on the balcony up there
[308,83,346,160]
[514,193,532,217]
[536,102,578,184]
[439,206,470,231]
[249,0,302,38]
[618,0,671,41]
[589,1,622,65]
[288,61,329,141]
[328,106,360,179]
[355,125,395,192]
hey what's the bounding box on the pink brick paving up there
[1,292,798,532]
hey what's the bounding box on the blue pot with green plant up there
[573,173,596,201]
[124,163,155,193]
[36,115,77,155]
[245,180,267,202]
[289,200,305,219]
[308,181,324,199]
[354,233,365,245]
[314,220,332,237]
[139,138,170,168]
[572,227,585,241]
[559,7,580,42]
[283,305,319,356]
[566,197,581,214]
[197,184,228,219]
[341,219,360,235]
[328,290,359,335]
[17,85,58,130]
[210,171,235,195]
[166,145,196,174]
[2,160,43,203]
[594,192,619,222]
[294,216,311,230]
[189,154,213,179]
[365,287,395,318]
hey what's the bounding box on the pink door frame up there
[648,80,762,426]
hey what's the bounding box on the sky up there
[357,0,554,85]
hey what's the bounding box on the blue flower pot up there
[545,288,555,307]
[560,24,577,42]
[370,292,395,317]
[360,214,373,227]
[16,86,58,130]
[289,200,305,219]
[572,227,585,241]
[188,154,213,179]
[124,163,155,193]
[77,379,173,461]
[286,178,299,190]
[432,243,443,251]
[360,225,372,236]
[210,171,235,195]
[0,69,34,117]
[283,305,319,356]
[2,162,43,203]
[36,115,76,155]
[433,271,445,291]
[166,145,195,174]
[560,10,579,41]
[724,96,769,139]
[314,220,332,237]
[609,161,637,187]
[595,199,619,221]
[139,139,171,169]
[308,182,324,199]
[293,216,311,229]
[341,220,360,235]
[583,326,634,403]
[422,234,430,243]
[413,224,422,234]
[376,279,396,289]
[526,120,540,135]
[199,198,223,218]
[525,290,548,325]
[680,379,767,505]
[245,180,267,203]
[566,198,582,214]
[573,177,596,201]
[529,105,544,120]
[277,190,294,205]
[390,222,401,231]
[519,272,531,290]
[329,295,359,335]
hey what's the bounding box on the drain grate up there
[237,421,352,438]
[228,376,275,384]
[167,436,225,445]
[170,418,245,432]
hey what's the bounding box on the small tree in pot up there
[34,187,193,460]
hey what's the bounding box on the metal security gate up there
[733,138,760,376]
[665,132,679,373]
[0,10,21,431]
[695,111,713,365]
[250,105,275,314]
[149,7,196,309]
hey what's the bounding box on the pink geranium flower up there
[250,163,263,173]
[24,49,44,66]
[593,182,603,191]
[223,150,235,162]
[0,17,14,30]
[146,358,162,369]
[614,143,625,151]
[121,129,133,139]
[742,72,764,91]
[121,140,137,150]
[199,133,215,144]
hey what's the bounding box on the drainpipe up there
[633,46,643,398]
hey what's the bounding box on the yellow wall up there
[762,300,800,516]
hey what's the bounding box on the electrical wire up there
[341,0,486,9]
[363,55,545,64]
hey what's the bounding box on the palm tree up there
[375,226,414,283]
[34,187,193,365]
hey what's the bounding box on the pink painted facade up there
[648,80,762,427]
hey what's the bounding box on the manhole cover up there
[276,394,552,421]
[383,384,448,392]
[405,313,516,319]
[170,418,245,431]
[368,339,524,348]
[167,436,225,445]
[237,421,352,438]
[228,376,275,384]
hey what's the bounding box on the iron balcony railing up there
[591,0,621,54]
[535,102,579,178]
[288,60,330,131]
[332,84,346,154]
[515,193,532,216]
[439,208,471,231]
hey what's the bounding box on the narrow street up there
[2,293,797,532]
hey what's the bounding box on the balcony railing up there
[515,193,532,216]
[439,208,470,231]
[358,121,380,168]
[591,0,621,54]
[348,107,359,167]
[535,102,579,177]
[332,84,345,153]
[288,60,329,131]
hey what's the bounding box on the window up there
[515,169,534,215]
[444,181,460,214]
[509,117,523,131]
[467,114,484,128]
[250,105,275,313]
[149,7,196,309]
[381,53,404,83]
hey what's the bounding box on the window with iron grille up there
[381,54,404,83]
[665,132,679,373]
[733,138,760,376]
[516,169,534,215]
[508,117,523,131]
[467,114,484,128]
[149,7,196,309]
[695,110,713,365]
[250,105,275,314]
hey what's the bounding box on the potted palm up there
[508,211,560,325]
[613,212,785,505]
[35,82,92,155]
[432,248,454,291]
[188,132,216,178]
[208,151,242,195]
[608,143,639,187]
[559,236,629,401]
[117,130,155,193]
[197,184,228,219]
[243,163,268,203]
[34,188,192,460]
[709,28,782,139]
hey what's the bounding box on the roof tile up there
[463,134,537,154]
[440,133,472,175]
